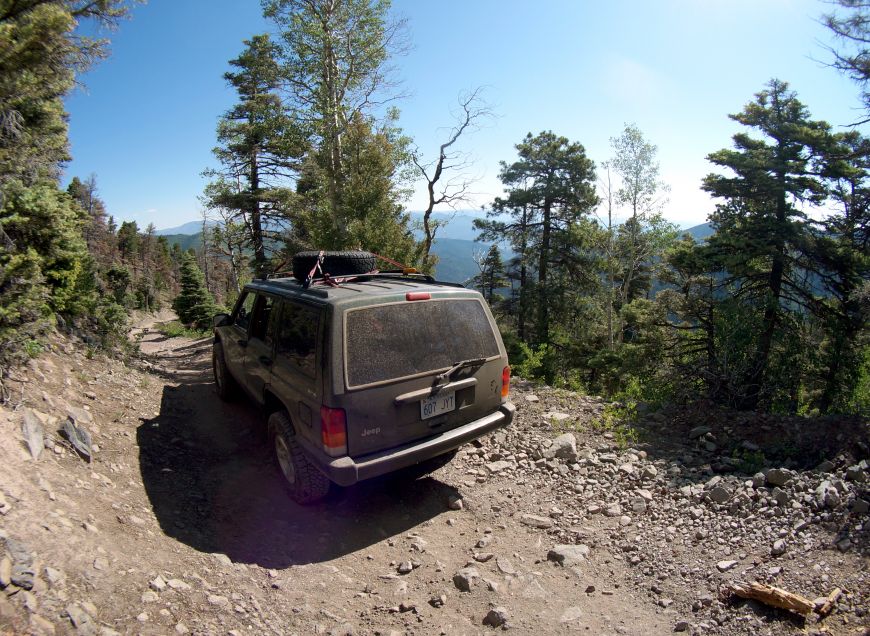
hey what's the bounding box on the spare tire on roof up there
[292,250,377,282]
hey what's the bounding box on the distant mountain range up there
[157,212,714,285]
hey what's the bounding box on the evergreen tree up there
[471,244,508,306]
[263,0,408,242]
[203,34,306,273]
[814,130,870,411]
[701,79,831,409]
[172,253,219,329]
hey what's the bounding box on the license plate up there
[421,391,455,420]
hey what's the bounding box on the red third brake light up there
[501,366,511,400]
[320,406,347,456]
[405,292,431,301]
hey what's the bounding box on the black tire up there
[292,250,377,282]
[212,341,239,401]
[398,449,458,481]
[268,411,331,504]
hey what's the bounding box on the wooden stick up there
[816,587,842,617]
[729,582,814,615]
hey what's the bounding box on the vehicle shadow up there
[137,378,458,569]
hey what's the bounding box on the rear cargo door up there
[339,297,504,457]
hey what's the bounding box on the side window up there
[250,295,275,342]
[233,292,255,332]
[277,303,319,377]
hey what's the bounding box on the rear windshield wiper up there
[434,357,487,387]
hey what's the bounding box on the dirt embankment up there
[0,322,867,636]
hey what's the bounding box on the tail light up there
[320,406,347,456]
[501,366,511,400]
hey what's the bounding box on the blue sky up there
[65,0,866,231]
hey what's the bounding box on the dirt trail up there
[0,326,673,636]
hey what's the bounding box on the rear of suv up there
[212,252,515,503]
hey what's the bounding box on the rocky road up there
[0,322,867,635]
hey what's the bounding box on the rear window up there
[345,298,500,388]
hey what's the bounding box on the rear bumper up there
[305,402,515,487]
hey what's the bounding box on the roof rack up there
[312,270,465,289]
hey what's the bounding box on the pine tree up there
[471,244,508,306]
[701,79,831,410]
[263,0,407,242]
[203,34,306,273]
[172,253,220,329]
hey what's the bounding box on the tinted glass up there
[277,303,319,377]
[234,292,255,331]
[345,299,499,387]
[250,295,275,341]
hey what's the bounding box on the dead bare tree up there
[412,88,494,270]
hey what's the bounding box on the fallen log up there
[728,582,814,615]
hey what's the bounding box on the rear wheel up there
[268,411,331,504]
[212,341,238,401]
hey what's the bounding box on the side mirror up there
[213,313,231,328]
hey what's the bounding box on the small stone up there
[771,540,787,557]
[136,612,148,622]
[21,409,45,461]
[92,557,108,571]
[771,487,790,506]
[141,591,158,603]
[846,465,867,482]
[707,485,731,504]
[483,606,509,628]
[547,544,590,567]
[167,578,190,590]
[765,468,792,487]
[560,607,584,623]
[11,566,35,590]
[604,504,622,517]
[520,514,553,529]
[641,465,658,480]
[689,426,711,439]
[397,561,413,575]
[543,412,570,422]
[452,567,479,592]
[65,605,94,632]
[448,495,463,511]
[0,557,11,588]
[149,575,167,592]
[544,433,578,462]
[44,567,62,586]
[175,623,190,634]
[486,460,511,474]
[716,560,738,572]
[674,620,690,632]
[852,498,869,514]
[496,558,516,575]
[473,552,494,563]
[428,594,447,608]
[213,553,233,566]
[208,594,229,607]
[525,394,539,403]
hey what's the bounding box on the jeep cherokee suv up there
[212,252,515,504]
